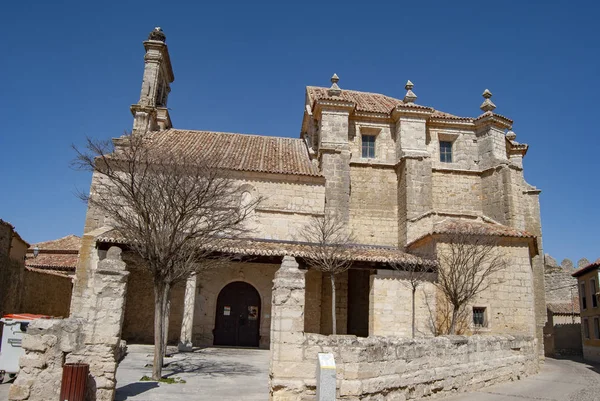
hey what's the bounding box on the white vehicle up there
[0,314,49,383]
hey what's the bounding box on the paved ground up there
[114,344,269,401]
[439,357,600,401]
[1,351,598,400]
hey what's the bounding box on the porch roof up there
[96,231,437,268]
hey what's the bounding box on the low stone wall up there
[269,256,539,401]
[271,333,538,400]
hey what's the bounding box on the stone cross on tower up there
[130,27,175,134]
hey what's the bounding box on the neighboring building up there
[0,219,29,317]
[22,235,79,317]
[573,259,600,362]
[73,28,546,355]
[543,254,583,356]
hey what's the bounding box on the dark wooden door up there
[214,281,261,347]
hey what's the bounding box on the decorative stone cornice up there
[427,117,475,129]
[473,111,513,130]
[392,104,434,120]
[313,98,354,119]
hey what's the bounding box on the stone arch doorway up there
[213,281,261,347]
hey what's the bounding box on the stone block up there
[8,384,30,401]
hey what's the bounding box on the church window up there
[440,141,453,163]
[362,135,376,158]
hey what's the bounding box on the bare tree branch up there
[72,132,262,379]
[434,230,506,334]
[298,212,353,335]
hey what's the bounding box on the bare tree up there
[299,212,353,335]
[73,132,260,379]
[435,231,506,334]
[389,260,433,338]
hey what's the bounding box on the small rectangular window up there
[584,318,590,339]
[594,317,600,339]
[362,135,376,158]
[581,282,587,310]
[591,279,598,308]
[440,141,453,163]
[473,307,486,327]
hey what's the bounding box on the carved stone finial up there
[506,129,516,141]
[403,80,417,103]
[148,27,166,42]
[328,73,342,97]
[480,88,496,112]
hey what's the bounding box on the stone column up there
[10,246,129,401]
[68,246,130,401]
[178,273,197,352]
[269,256,308,400]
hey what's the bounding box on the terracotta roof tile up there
[30,235,81,251]
[25,253,78,271]
[96,231,437,267]
[572,258,600,277]
[431,220,535,239]
[149,129,321,177]
[547,302,580,315]
[307,86,468,120]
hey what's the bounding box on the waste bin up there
[60,363,89,401]
[0,313,49,383]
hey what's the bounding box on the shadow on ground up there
[115,382,159,400]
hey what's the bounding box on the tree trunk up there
[162,283,171,357]
[411,286,416,339]
[152,281,167,380]
[330,273,336,335]
[449,307,459,335]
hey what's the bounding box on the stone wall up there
[544,255,579,304]
[10,246,129,401]
[21,270,72,318]
[368,270,437,338]
[348,165,397,246]
[193,261,279,348]
[269,256,539,401]
[121,265,185,344]
[431,171,482,215]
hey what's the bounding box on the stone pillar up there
[67,246,130,401]
[269,256,308,400]
[178,273,197,352]
[10,246,129,401]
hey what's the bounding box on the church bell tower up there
[130,27,175,133]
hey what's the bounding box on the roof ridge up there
[161,128,305,142]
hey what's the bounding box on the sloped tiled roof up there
[30,235,81,251]
[572,258,600,278]
[306,86,467,120]
[431,220,535,239]
[547,302,580,315]
[96,231,437,268]
[148,129,321,177]
[25,235,80,275]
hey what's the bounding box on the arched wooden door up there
[213,281,261,347]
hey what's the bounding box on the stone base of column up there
[177,341,194,352]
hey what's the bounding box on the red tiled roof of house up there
[306,86,468,120]
[149,129,322,177]
[572,258,600,278]
[29,235,81,251]
[25,235,80,274]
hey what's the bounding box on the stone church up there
[75,27,546,355]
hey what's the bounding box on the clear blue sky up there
[1,0,598,264]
